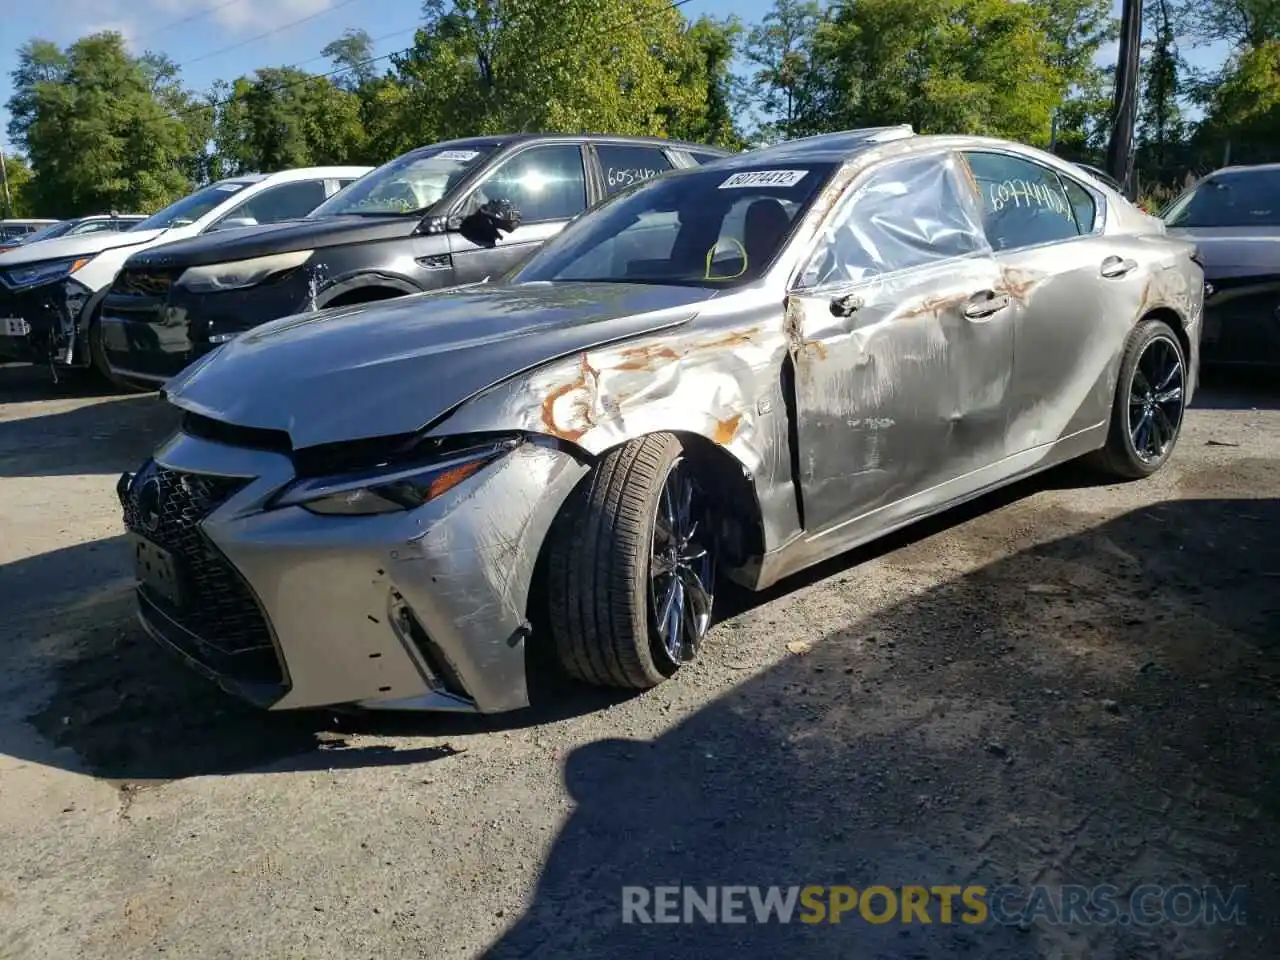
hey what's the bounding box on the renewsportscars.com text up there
[621,884,1248,926]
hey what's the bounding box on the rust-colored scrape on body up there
[713,413,743,444]
[539,352,599,442]
[692,327,759,352]
[896,293,966,322]
[612,343,681,372]
[999,266,1042,302]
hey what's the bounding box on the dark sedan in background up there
[99,133,732,386]
[1164,163,1280,366]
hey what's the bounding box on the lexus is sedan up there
[118,127,1203,714]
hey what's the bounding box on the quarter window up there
[799,153,988,288]
[963,152,1083,251]
[597,144,673,196]
[467,144,588,223]
[1061,176,1098,233]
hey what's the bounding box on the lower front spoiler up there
[136,588,287,709]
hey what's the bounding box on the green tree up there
[740,0,823,143]
[322,28,378,92]
[6,32,199,216]
[1027,0,1116,157]
[803,0,1062,144]
[213,68,366,174]
[1178,0,1280,48]
[1,153,35,217]
[1196,40,1280,166]
[388,0,708,145]
[660,15,745,147]
[1138,0,1188,175]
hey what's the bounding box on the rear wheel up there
[546,433,718,689]
[1093,318,1187,479]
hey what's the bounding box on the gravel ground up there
[1,362,1278,959]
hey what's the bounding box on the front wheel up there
[546,433,718,689]
[1093,318,1187,479]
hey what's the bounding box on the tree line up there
[3,0,1277,218]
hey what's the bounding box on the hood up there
[0,227,168,266]
[164,281,719,450]
[124,215,419,269]
[1167,225,1280,280]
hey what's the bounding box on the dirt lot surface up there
[1,362,1278,959]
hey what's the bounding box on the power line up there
[168,0,698,122]
[133,0,246,45]
[181,0,366,68]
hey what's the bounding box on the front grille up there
[123,463,280,680]
[111,267,181,298]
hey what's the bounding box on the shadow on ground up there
[0,365,173,478]
[3,460,1114,782]
[486,496,1280,959]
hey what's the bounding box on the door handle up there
[1100,256,1138,278]
[963,292,1011,319]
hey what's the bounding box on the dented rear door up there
[785,151,1012,535]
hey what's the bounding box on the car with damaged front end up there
[118,127,1203,714]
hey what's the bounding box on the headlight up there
[1,256,94,290]
[175,250,314,294]
[272,438,517,516]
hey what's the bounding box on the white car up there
[0,166,371,380]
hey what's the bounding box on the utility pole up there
[1106,0,1144,199]
[0,144,11,218]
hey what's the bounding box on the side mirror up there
[210,216,259,233]
[456,199,522,248]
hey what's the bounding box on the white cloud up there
[43,0,336,47]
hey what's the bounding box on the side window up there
[70,221,113,236]
[225,180,329,226]
[1061,176,1098,233]
[690,150,727,165]
[799,153,988,289]
[597,144,673,195]
[469,144,587,223]
[963,152,1082,251]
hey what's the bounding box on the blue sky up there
[0,0,1234,155]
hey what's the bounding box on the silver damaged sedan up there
[119,127,1204,713]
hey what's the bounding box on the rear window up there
[515,163,836,288]
[1164,169,1280,228]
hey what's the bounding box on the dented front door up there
[786,253,1013,535]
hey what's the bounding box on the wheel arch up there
[1139,305,1192,367]
[315,272,422,309]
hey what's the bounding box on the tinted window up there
[67,220,115,236]
[964,152,1082,251]
[516,162,835,288]
[690,150,727,165]
[597,144,673,196]
[468,144,588,223]
[1061,177,1098,233]
[799,154,988,288]
[226,179,328,226]
[1163,169,1280,228]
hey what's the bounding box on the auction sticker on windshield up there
[719,170,808,189]
[437,150,480,162]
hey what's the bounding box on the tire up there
[546,433,717,689]
[1092,318,1188,479]
[86,311,148,394]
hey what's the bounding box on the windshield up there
[20,220,75,243]
[310,144,497,217]
[1164,169,1280,228]
[514,163,837,287]
[133,181,254,231]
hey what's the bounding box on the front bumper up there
[100,270,309,384]
[118,428,588,713]
[0,277,92,365]
[1200,275,1280,366]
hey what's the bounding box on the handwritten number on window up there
[607,167,662,190]
[987,178,1072,220]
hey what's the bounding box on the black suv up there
[100,133,732,385]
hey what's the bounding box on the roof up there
[1208,163,1280,177]
[404,133,735,156]
[213,166,374,187]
